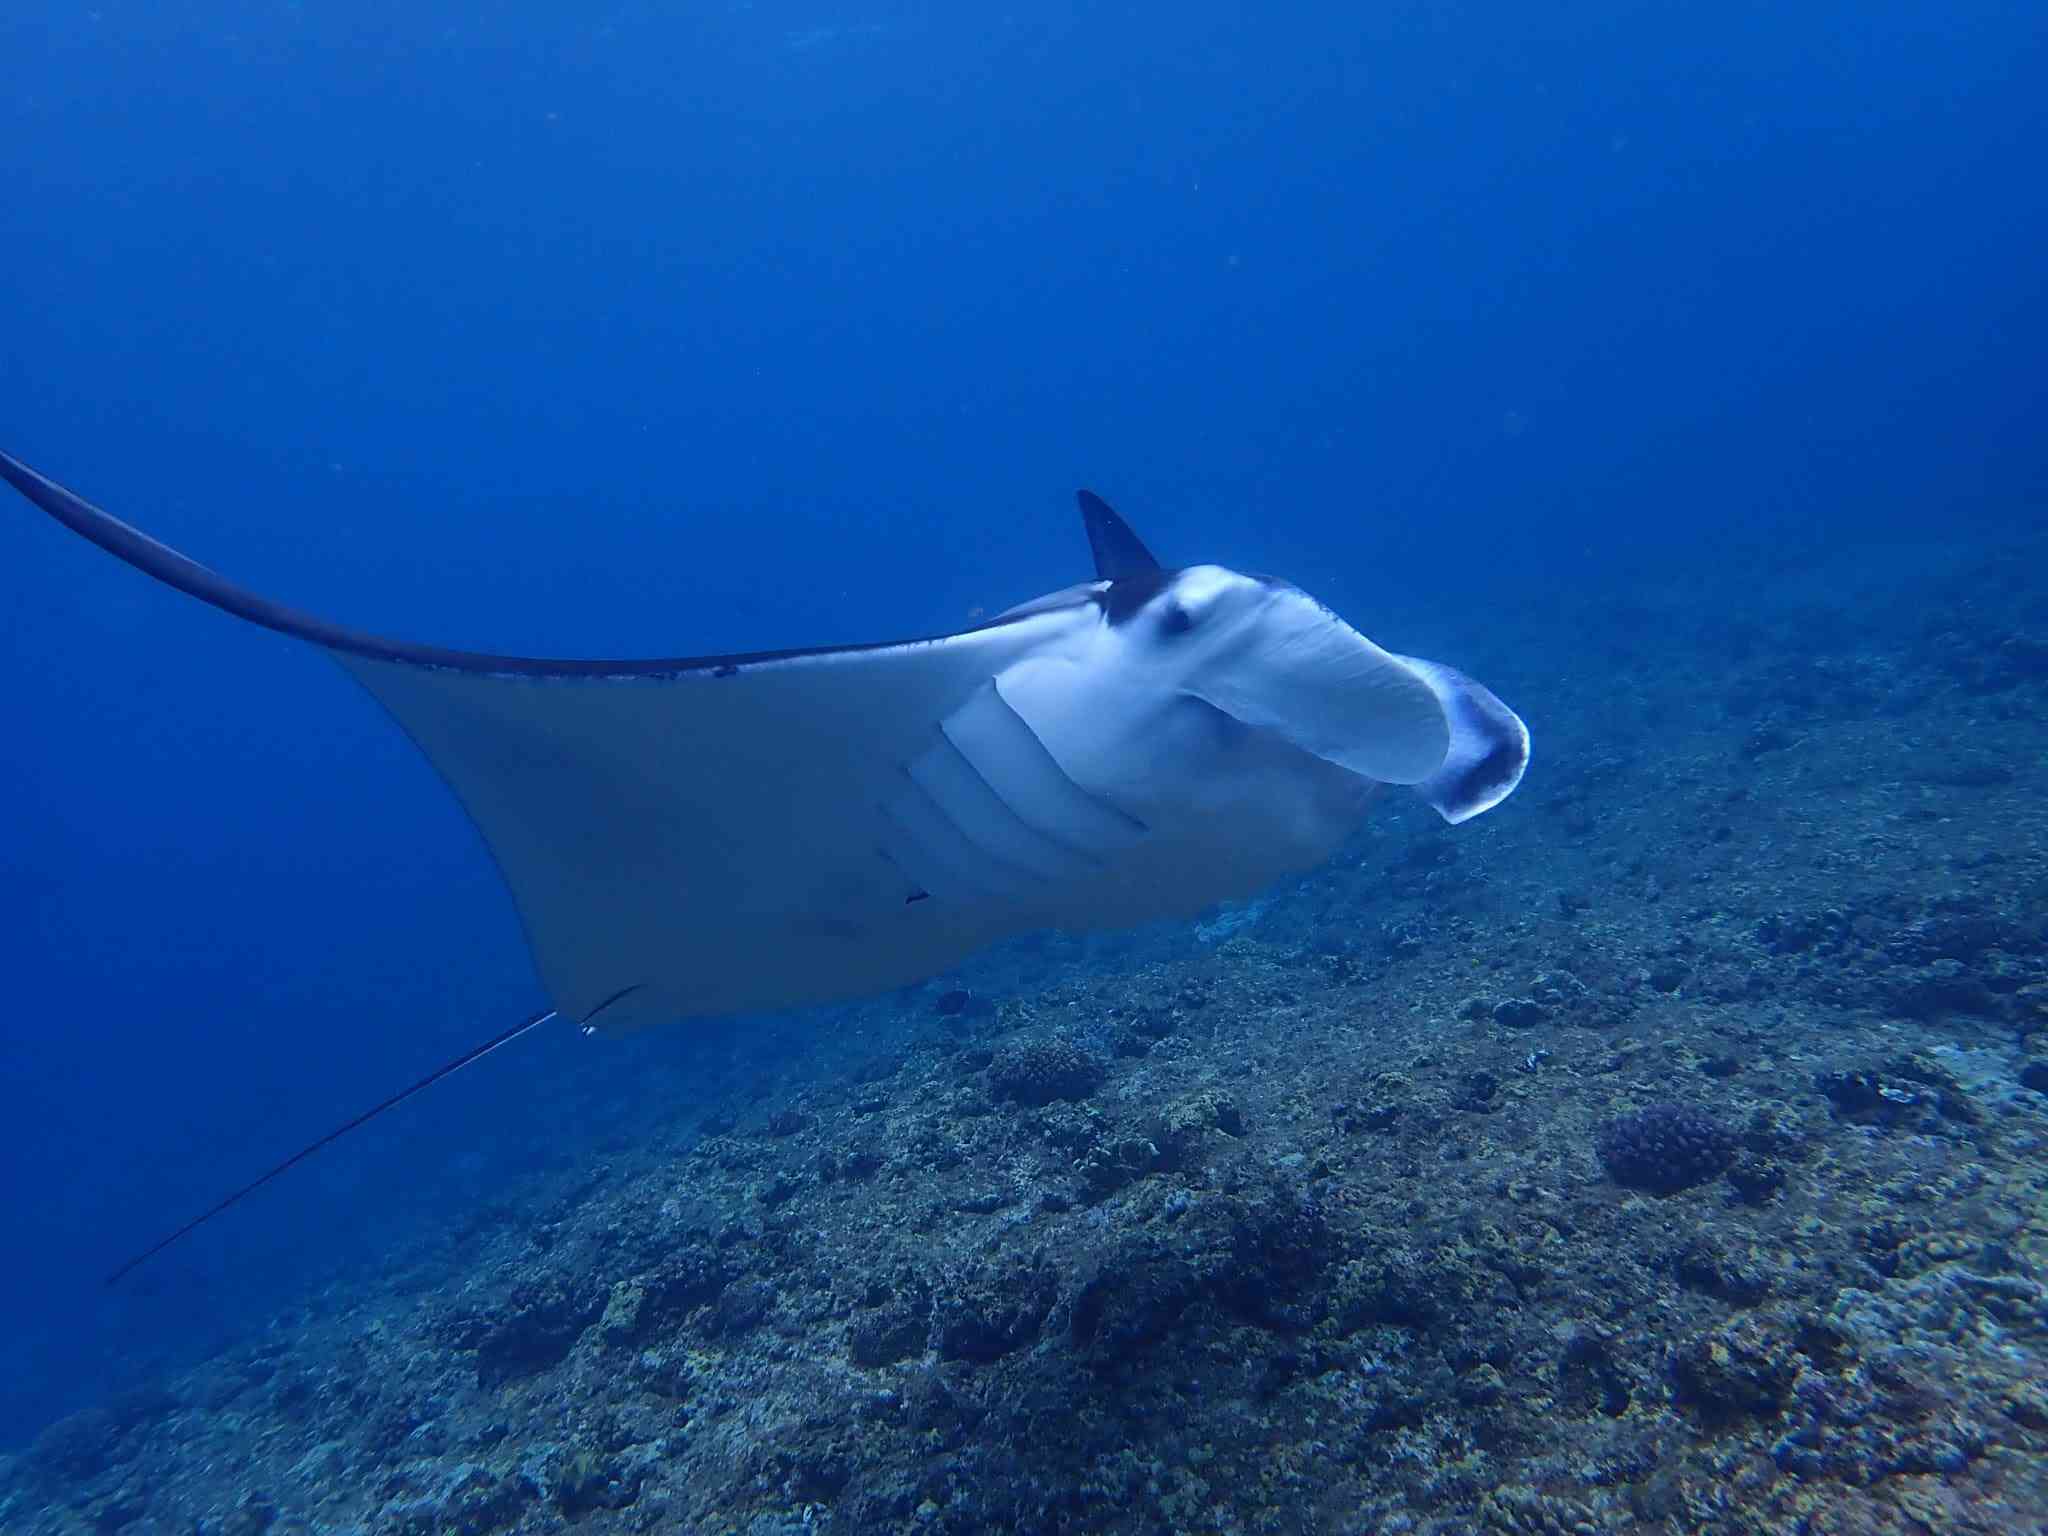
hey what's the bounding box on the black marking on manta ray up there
[581,981,647,1028]
[1092,566,1178,626]
[874,843,932,906]
[0,450,1076,680]
[1445,737,1525,810]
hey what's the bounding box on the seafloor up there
[6,531,2046,1535]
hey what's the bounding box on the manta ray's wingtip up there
[0,445,49,501]
[0,444,141,561]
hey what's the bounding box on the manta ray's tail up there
[104,1007,561,1284]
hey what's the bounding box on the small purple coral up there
[1596,1103,1737,1194]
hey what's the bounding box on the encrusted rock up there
[598,1279,648,1343]
[932,1261,1058,1362]
[440,1269,605,1387]
[1675,1236,1774,1305]
[1152,1089,1245,1170]
[766,1107,811,1137]
[1074,1135,1160,1202]
[1069,1238,1204,1358]
[549,1445,641,1514]
[1328,1249,1478,1333]
[709,1277,777,1337]
[849,1290,930,1367]
[379,1463,532,1535]
[1726,1154,1787,1205]
[1670,1316,1797,1425]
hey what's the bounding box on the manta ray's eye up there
[1159,603,1194,636]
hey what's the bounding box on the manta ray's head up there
[1096,561,1473,791]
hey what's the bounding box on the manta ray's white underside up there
[3,454,1530,1034]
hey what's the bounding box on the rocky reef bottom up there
[5,533,2047,1535]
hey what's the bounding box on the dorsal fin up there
[1076,489,1162,582]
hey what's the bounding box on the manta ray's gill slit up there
[875,795,1006,903]
[943,728,1111,870]
[940,681,1148,853]
[882,768,1045,900]
[907,729,1094,882]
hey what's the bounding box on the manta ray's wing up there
[2,451,1127,1031]
[335,632,1131,1031]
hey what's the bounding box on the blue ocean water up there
[0,0,2042,1449]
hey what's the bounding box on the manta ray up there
[2,448,1528,1274]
